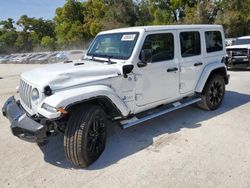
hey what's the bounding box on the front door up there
[135,31,179,106]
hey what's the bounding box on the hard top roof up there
[99,24,223,34]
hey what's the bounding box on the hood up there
[21,60,123,91]
[226,44,250,49]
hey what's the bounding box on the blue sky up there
[0,0,66,21]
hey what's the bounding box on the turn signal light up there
[57,108,68,114]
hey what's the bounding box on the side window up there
[180,31,201,57]
[205,31,223,53]
[141,33,174,62]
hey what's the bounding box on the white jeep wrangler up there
[3,25,229,168]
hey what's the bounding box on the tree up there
[41,36,56,50]
[215,0,250,37]
[83,0,108,36]
[54,0,85,48]
[0,18,16,31]
[0,18,18,53]
[136,0,154,25]
[181,0,217,24]
[1,0,249,54]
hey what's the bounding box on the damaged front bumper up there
[2,96,48,143]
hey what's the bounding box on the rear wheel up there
[197,74,225,110]
[64,105,107,168]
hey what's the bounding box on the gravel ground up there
[0,64,250,188]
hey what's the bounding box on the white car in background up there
[225,38,236,46]
[49,52,68,63]
[226,36,250,68]
[12,54,29,64]
[0,55,11,63]
[67,50,85,60]
[28,54,45,64]
[34,53,58,64]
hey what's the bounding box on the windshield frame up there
[87,32,140,60]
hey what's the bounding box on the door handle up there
[194,62,203,66]
[167,67,178,72]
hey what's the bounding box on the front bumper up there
[227,56,250,66]
[2,96,47,142]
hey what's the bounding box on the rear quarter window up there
[205,31,223,53]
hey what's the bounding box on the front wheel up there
[64,105,107,168]
[197,74,225,110]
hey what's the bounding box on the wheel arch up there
[66,96,125,119]
[195,63,228,93]
[37,85,130,119]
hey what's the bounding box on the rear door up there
[178,30,204,94]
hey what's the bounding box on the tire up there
[64,104,107,168]
[197,74,225,110]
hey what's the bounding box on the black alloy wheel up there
[197,74,225,110]
[87,115,106,157]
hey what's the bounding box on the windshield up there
[234,38,250,45]
[87,32,139,60]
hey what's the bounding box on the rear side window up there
[205,31,223,53]
[141,33,174,62]
[180,31,201,57]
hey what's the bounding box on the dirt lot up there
[0,64,250,188]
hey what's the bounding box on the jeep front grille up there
[19,79,32,109]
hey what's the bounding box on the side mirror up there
[138,49,152,67]
[123,64,134,78]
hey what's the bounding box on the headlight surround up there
[42,103,58,113]
[31,88,40,102]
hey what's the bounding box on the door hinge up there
[179,83,185,90]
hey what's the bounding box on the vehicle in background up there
[49,52,68,63]
[28,54,44,64]
[7,55,20,64]
[35,53,58,64]
[20,54,37,64]
[0,50,87,64]
[66,50,85,60]
[29,53,49,64]
[0,55,11,64]
[226,36,250,68]
[12,54,29,64]
[225,38,236,46]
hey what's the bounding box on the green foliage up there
[0,0,249,54]
[0,18,16,31]
[215,0,250,37]
[54,0,85,47]
[0,31,18,53]
[41,36,56,51]
[0,18,18,53]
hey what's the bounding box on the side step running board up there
[121,97,201,129]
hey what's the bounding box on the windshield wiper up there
[102,55,117,64]
[85,54,117,64]
[83,55,109,63]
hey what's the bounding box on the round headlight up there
[31,88,39,102]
